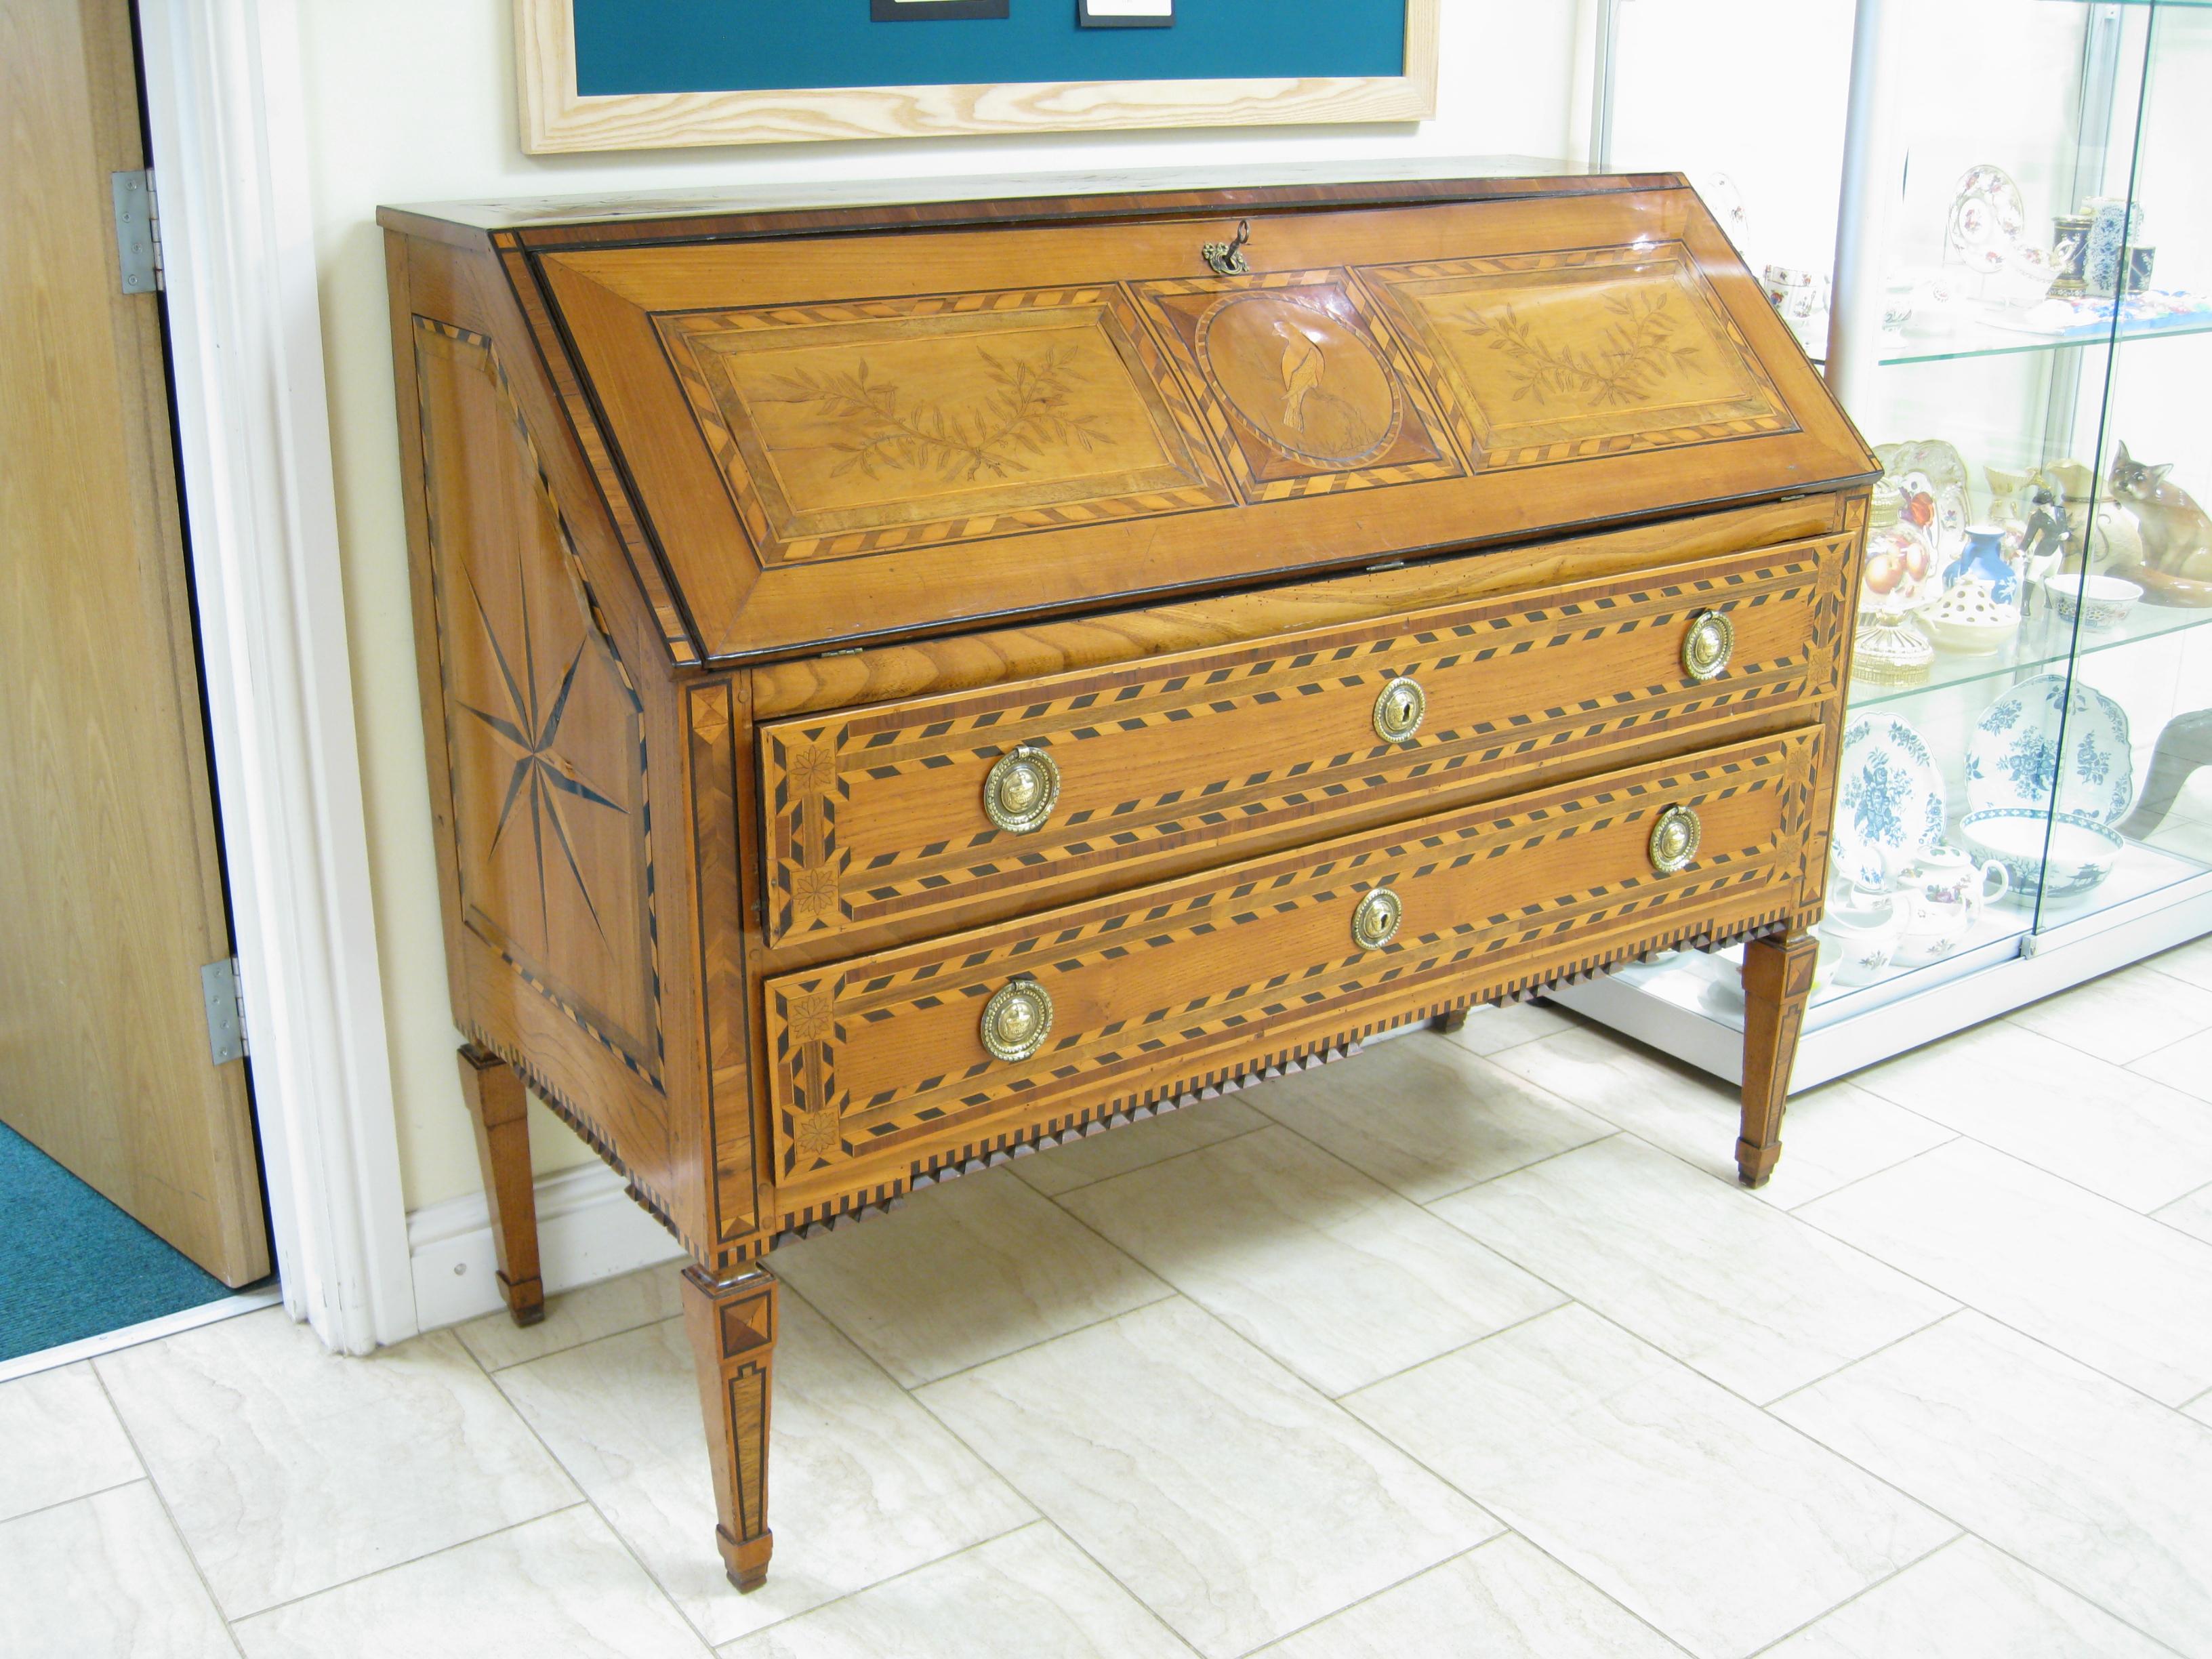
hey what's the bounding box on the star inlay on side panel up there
[414,318,663,1085]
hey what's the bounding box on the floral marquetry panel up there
[657,288,1232,564]
[415,322,663,1086]
[1362,245,1795,469]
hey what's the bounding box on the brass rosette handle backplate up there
[982,743,1061,834]
[1681,609,1735,682]
[1351,887,1404,950]
[1372,676,1426,744]
[1647,804,1703,875]
[979,975,1054,1063]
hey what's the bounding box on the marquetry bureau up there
[380,164,1873,1591]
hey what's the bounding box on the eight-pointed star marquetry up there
[415,320,659,1083]
[458,559,628,947]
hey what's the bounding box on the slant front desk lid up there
[388,167,1873,663]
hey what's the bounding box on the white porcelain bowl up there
[1958,808,2122,902]
[2041,573,2142,632]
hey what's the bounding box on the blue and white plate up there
[1834,714,1949,886]
[1965,674,2133,825]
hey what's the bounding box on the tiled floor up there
[9,945,2212,1658]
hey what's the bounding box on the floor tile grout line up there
[1477,1528,1701,1658]
[1738,1533,1970,1658]
[1846,1045,2212,1218]
[0,1475,148,1532]
[84,1364,250,1658]
[903,1285,1527,1654]
[489,1309,818,1659]
[1212,1535,1536,1659]
[1785,1162,2212,1414]
[1395,1130,1973,1412]
[1012,1103,1278,1201]
[220,1501,596,1629]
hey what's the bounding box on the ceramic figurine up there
[2108,443,2212,604]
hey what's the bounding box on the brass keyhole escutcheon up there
[983,743,1061,834]
[979,975,1054,1063]
[1681,610,1734,682]
[1372,677,1426,743]
[1351,887,1404,950]
[1648,804,1703,875]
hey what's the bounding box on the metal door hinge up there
[110,169,164,294]
[201,957,247,1065]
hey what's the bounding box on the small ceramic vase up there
[2083,197,2144,297]
[1942,525,2019,606]
[1893,846,2009,966]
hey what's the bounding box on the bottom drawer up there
[764,726,1824,1204]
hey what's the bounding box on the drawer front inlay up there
[756,535,1853,946]
[762,726,1821,1197]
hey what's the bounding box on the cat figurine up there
[2108,442,2212,596]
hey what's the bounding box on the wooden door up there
[0,0,269,1284]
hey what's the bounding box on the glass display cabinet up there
[1558,0,2212,1088]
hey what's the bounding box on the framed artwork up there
[514,0,1439,154]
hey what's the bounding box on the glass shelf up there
[1875,303,2212,367]
[1849,593,2212,709]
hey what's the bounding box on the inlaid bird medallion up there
[1138,270,1460,501]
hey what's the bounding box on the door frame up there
[138,0,415,1352]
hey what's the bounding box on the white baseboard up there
[407,1161,684,1332]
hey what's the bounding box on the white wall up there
[296,1,1589,1211]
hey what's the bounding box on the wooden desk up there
[381,166,1871,1591]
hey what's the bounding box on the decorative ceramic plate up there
[1834,714,1949,886]
[1946,164,2028,273]
[1965,674,2134,824]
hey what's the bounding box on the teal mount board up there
[572,0,1407,96]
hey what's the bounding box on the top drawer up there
[757,531,1856,947]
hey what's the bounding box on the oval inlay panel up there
[1195,293,1403,468]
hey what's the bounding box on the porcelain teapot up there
[1893,845,2010,966]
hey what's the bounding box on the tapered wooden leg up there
[1738,929,1818,1188]
[1430,1007,1470,1034]
[682,1264,777,1593]
[456,1043,545,1327]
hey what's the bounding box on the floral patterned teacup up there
[1893,845,2009,966]
[1824,887,1906,986]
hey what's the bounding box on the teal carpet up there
[0,1120,237,1361]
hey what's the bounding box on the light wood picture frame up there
[514,0,1439,154]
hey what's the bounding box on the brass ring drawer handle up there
[1648,804,1702,875]
[1682,610,1734,682]
[1372,676,1426,743]
[1351,887,1404,950]
[983,743,1060,834]
[980,975,1053,1062]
